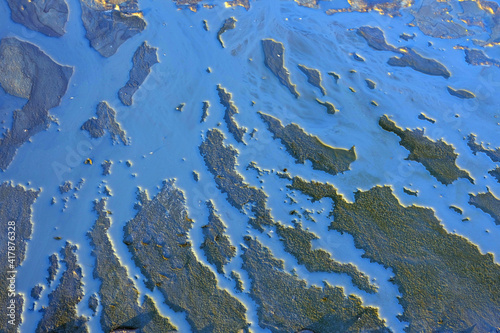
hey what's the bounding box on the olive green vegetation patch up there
[288,176,500,332]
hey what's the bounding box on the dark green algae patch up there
[469,189,500,225]
[259,112,356,176]
[379,115,473,185]
[123,179,249,333]
[89,199,177,333]
[241,236,389,333]
[262,39,299,98]
[288,176,500,332]
[199,129,378,294]
[216,85,247,144]
[0,183,39,332]
[200,200,236,274]
[36,242,88,333]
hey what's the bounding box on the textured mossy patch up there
[447,86,475,99]
[289,176,500,332]
[216,85,247,144]
[123,180,249,333]
[276,223,377,294]
[199,128,273,231]
[469,189,500,225]
[81,101,128,145]
[379,115,473,185]
[315,99,337,115]
[241,236,389,333]
[89,199,177,333]
[467,134,500,163]
[36,242,88,333]
[262,39,299,98]
[118,42,159,106]
[298,64,326,95]
[200,200,236,274]
[489,166,500,183]
[0,183,39,332]
[259,112,356,176]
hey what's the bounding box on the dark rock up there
[379,115,473,185]
[81,101,128,145]
[0,182,39,332]
[217,17,237,48]
[289,177,500,332]
[216,85,247,144]
[447,86,475,99]
[200,200,236,274]
[79,0,146,58]
[262,39,299,98]
[118,42,159,106]
[192,171,200,181]
[89,199,176,332]
[467,134,500,162]
[123,180,249,332]
[298,64,326,95]
[6,0,69,37]
[202,20,209,31]
[0,37,73,171]
[259,112,356,176]
[241,236,389,333]
[469,189,500,225]
[36,242,88,333]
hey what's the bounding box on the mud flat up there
[379,115,473,185]
[89,199,177,333]
[289,177,500,332]
[262,39,299,98]
[123,180,249,333]
[0,37,73,171]
[118,42,159,106]
[6,0,69,37]
[79,0,146,57]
